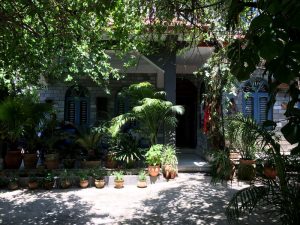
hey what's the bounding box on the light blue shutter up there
[243,95,254,118]
[258,95,268,125]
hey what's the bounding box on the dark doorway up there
[176,78,197,148]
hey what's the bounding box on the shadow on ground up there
[119,175,280,225]
[0,189,109,225]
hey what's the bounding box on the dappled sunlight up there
[0,174,280,224]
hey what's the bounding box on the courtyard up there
[0,173,279,225]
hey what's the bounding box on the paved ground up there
[0,173,280,225]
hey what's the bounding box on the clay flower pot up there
[137,180,147,188]
[264,166,277,179]
[60,180,71,189]
[8,182,18,190]
[5,150,22,169]
[114,180,124,189]
[79,180,89,188]
[148,165,160,177]
[23,153,38,169]
[95,179,105,188]
[28,181,38,190]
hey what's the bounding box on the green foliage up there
[161,145,178,167]
[111,133,143,166]
[138,170,147,181]
[77,170,89,181]
[0,0,151,89]
[209,150,234,184]
[226,114,261,159]
[43,172,54,182]
[91,168,106,180]
[113,171,124,181]
[109,82,184,145]
[145,144,163,166]
[197,49,237,148]
[0,96,53,150]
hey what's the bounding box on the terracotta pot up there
[238,159,256,181]
[60,180,71,189]
[44,153,59,169]
[114,180,124,189]
[23,154,38,169]
[8,182,18,190]
[81,160,101,169]
[44,181,54,190]
[28,181,38,190]
[239,159,256,165]
[5,150,22,169]
[137,180,147,188]
[79,180,89,188]
[169,171,177,179]
[106,158,117,169]
[148,165,160,177]
[264,166,277,179]
[94,179,105,188]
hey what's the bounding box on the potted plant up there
[137,170,147,188]
[60,170,72,189]
[161,145,178,179]
[28,175,39,190]
[113,171,124,189]
[92,168,106,188]
[77,129,103,169]
[145,144,163,177]
[8,175,18,190]
[263,157,277,179]
[0,98,26,169]
[43,172,54,190]
[210,150,236,183]
[226,115,259,180]
[78,170,89,188]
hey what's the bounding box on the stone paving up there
[0,173,280,225]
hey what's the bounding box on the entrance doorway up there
[176,78,197,148]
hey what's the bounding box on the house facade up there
[40,47,294,157]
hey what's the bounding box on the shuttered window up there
[115,92,130,116]
[242,78,272,125]
[65,86,90,126]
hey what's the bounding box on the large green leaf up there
[281,122,300,145]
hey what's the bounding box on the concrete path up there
[0,173,279,225]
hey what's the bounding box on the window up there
[242,77,272,125]
[65,85,90,126]
[115,91,130,116]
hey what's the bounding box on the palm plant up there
[109,82,184,146]
[133,98,184,145]
[226,114,261,160]
[225,116,300,225]
[76,128,103,159]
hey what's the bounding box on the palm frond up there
[109,113,134,137]
[226,185,270,224]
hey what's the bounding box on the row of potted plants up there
[0,169,154,190]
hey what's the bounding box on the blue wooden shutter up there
[257,94,269,125]
[243,94,254,118]
[79,98,89,125]
[66,98,76,123]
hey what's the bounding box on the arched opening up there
[176,78,197,148]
